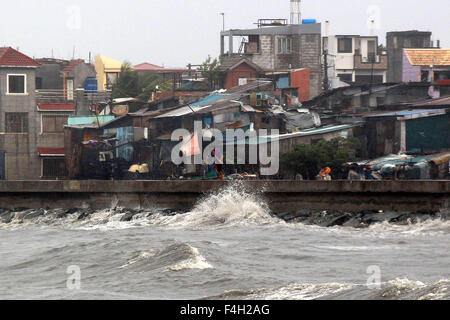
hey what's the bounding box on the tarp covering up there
[180,133,201,157]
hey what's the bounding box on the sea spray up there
[147,181,281,229]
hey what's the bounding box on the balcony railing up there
[354,55,388,70]
[36,89,112,104]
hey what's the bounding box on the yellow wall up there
[94,55,123,91]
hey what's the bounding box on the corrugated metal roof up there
[226,80,273,94]
[226,124,358,145]
[410,95,450,107]
[364,109,447,118]
[154,105,204,118]
[155,94,233,118]
[189,94,230,107]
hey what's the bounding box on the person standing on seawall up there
[212,149,225,180]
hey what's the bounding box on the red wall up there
[290,69,310,102]
[225,63,258,89]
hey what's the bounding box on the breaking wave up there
[204,278,450,300]
[148,182,280,229]
[119,242,212,272]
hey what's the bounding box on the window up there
[42,158,67,178]
[7,74,26,94]
[404,39,411,48]
[278,37,292,54]
[305,35,315,43]
[106,72,119,88]
[246,35,260,54]
[338,38,352,53]
[66,79,74,100]
[5,113,28,133]
[238,78,248,86]
[36,77,43,89]
[42,115,68,133]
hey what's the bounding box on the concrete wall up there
[69,63,96,89]
[0,67,40,180]
[36,64,63,89]
[387,31,431,82]
[246,32,322,98]
[402,50,421,82]
[0,180,448,212]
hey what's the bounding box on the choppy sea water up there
[0,184,448,300]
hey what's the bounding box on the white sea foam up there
[148,182,280,229]
[166,245,213,271]
[260,282,358,300]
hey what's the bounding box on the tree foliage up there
[112,62,172,101]
[280,137,360,180]
[197,55,222,90]
[112,63,140,98]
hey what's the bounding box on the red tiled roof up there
[37,147,65,156]
[61,59,84,74]
[0,47,40,67]
[134,62,188,73]
[37,103,76,111]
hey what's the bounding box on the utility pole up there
[369,54,375,94]
[323,48,329,92]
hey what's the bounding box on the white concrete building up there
[323,35,388,89]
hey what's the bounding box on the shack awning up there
[37,103,76,112]
[37,147,65,157]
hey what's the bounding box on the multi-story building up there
[0,47,110,180]
[386,30,433,83]
[323,35,388,89]
[0,47,41,180]
[220,18,322,98]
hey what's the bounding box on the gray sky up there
[1,0,448,67]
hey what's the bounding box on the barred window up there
[6,113,28,133]
[42,115,68,133]
[42,158,67,178]
[277,37,292,54]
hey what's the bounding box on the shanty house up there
[402,49,450,85]
[218,57,264,89]
[363,109,450,158]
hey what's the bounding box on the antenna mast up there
[290,0,302,25]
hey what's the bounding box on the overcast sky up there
[0,0,448,67]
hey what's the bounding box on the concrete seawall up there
[0,180,449,212]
